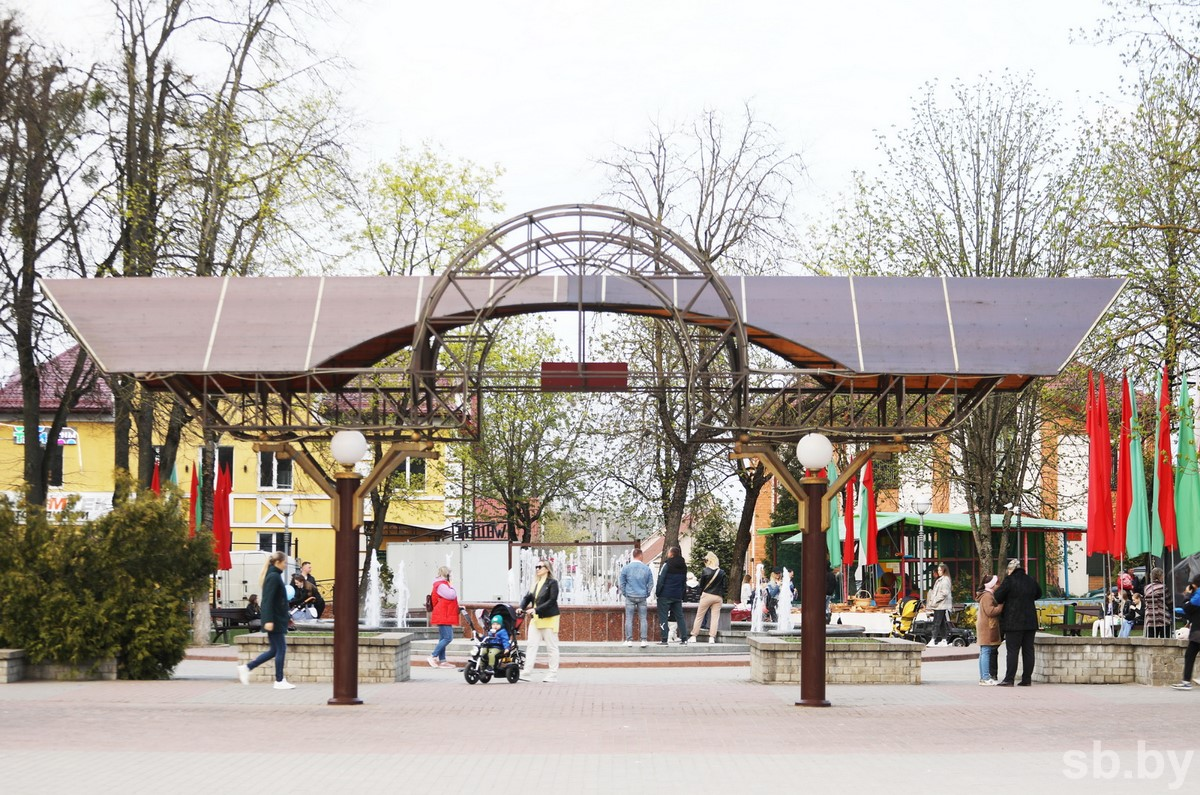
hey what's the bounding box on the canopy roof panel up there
[41,274,1119,385]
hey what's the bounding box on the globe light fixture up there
[795,432,833,471]
[330,430,368,467]
[278,494,297,518]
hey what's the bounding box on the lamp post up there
[914,497,931,592]
[278,495,296,556]
[329,430,368,706]
[795,432,833,708]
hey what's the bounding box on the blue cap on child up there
[491,615,503,625]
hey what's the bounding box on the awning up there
[765,512,1084,544]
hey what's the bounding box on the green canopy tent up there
[760,513,1085,599]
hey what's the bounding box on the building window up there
[258,451,293,490]
[258,531,291,554]
[47,444,63,487]
[405,457,425,491]
[217,445,234,477]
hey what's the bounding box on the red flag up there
[187,465,198,538]
[1086,372,1107,556]
[1156,365,1179,551]
[842,475,856,576]
[150,458,161,496]
[213,466,233,570]
[1115,374,1133,555]
[864,460,879,565]
[1096,374,1115,554]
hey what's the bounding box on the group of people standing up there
[970,558,1043,686]
[619,546,727,646]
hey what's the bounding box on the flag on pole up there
[213,466,233,570]
[1086,372,1108,556]
[842,472,856,577]
[1176,379,1200,556]
[826,459,843,568]
[1115,375,1134,555]
[187,465,198,538]
[1096,373,1115,554]
[1126,377,1151,557]
[858,460,878,565]
[193,457,204,534]
[150,458,161,496]
[1151,365,1178,553]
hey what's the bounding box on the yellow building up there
[1,348,453,587]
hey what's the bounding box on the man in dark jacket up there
[993,559,1042,686]
[656,546,689,645]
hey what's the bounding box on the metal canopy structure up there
[40,204,1121,444]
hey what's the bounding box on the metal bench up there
[209,607,255,644]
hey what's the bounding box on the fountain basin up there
[462,602,737,642]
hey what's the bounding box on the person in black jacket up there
[688,551,727,644]
[656,546,689,645]
[993,558,1042,687]
[236,551,295,689]
[519,559,561,683]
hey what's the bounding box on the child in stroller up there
[462,604,525,685]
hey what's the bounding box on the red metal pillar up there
[797,474,830,707]
[328,471,362,705]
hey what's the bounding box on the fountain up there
[750,562,765,633]
[364,549,383,628]
[392,559,410,628]
[776,567,794,632]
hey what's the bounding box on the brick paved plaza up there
[0,655,1194,794]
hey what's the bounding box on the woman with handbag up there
[520,559,561,683]
[689,552,727,644]
[236,551,295,689]
[428,566,460,669]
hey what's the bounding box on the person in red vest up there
[428,566,460,669]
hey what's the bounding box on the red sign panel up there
[540,362,629,392]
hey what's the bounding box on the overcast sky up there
[14,0,1131,222]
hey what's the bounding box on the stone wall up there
[462,603,734,642]
[1034,635,1188,686]
[24,657,117,681]
[236,631,411,684]
[749,635,922,685]
[0,649,25,683]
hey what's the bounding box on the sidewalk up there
[2,650,1196,793]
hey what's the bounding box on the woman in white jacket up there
[927,564,953,647]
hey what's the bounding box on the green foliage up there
[0,479,214,679]
[687,499,736,573]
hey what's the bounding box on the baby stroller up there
[462,603,525,685]
[890,595,923,638]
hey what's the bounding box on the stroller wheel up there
[506,666,520,684]
[464,666,479,685]
[479,669,493,683]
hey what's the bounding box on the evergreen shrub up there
[0,478,213,679]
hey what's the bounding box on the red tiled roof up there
[0,346,112,413]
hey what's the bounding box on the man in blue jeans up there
[619,548,654,647]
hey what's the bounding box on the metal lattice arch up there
[40,204,1122,444]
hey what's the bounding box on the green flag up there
[826,459,842,568]
[1126,389,1151,557]
[1176,380,1200,556]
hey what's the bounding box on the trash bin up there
[1064,603,1076,626]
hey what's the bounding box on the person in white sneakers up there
[1171,576,1200,691]
[618,548,654,647]
[926,564,953,647]
[236,551,296,689]
[689,551,727,645]
[975,576,1003,685]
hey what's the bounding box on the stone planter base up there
[236,631,412,684]
[749,635,923,684]
[1034,635,1188,686]
[25,657,117,681]
[0,649,26,683]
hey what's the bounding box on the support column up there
[329,470,362,705]
[797,474,830,707]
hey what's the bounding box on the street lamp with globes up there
[278,494,296,555]
[795,432,833,708]
[913,497,931,592]
[329,430,368,706]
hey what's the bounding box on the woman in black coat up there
[237,551,295,689]
[993,559,1042,686]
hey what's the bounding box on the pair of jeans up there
[1119,619,1133,638]
[248,630,287,681]
[432,624,454,662]
[978,644,999,681]
[658,598,686,642]
[624,596,648,642]
[523,621,559,681]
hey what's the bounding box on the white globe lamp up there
[331,430,368,467]
[795,432,833,471]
